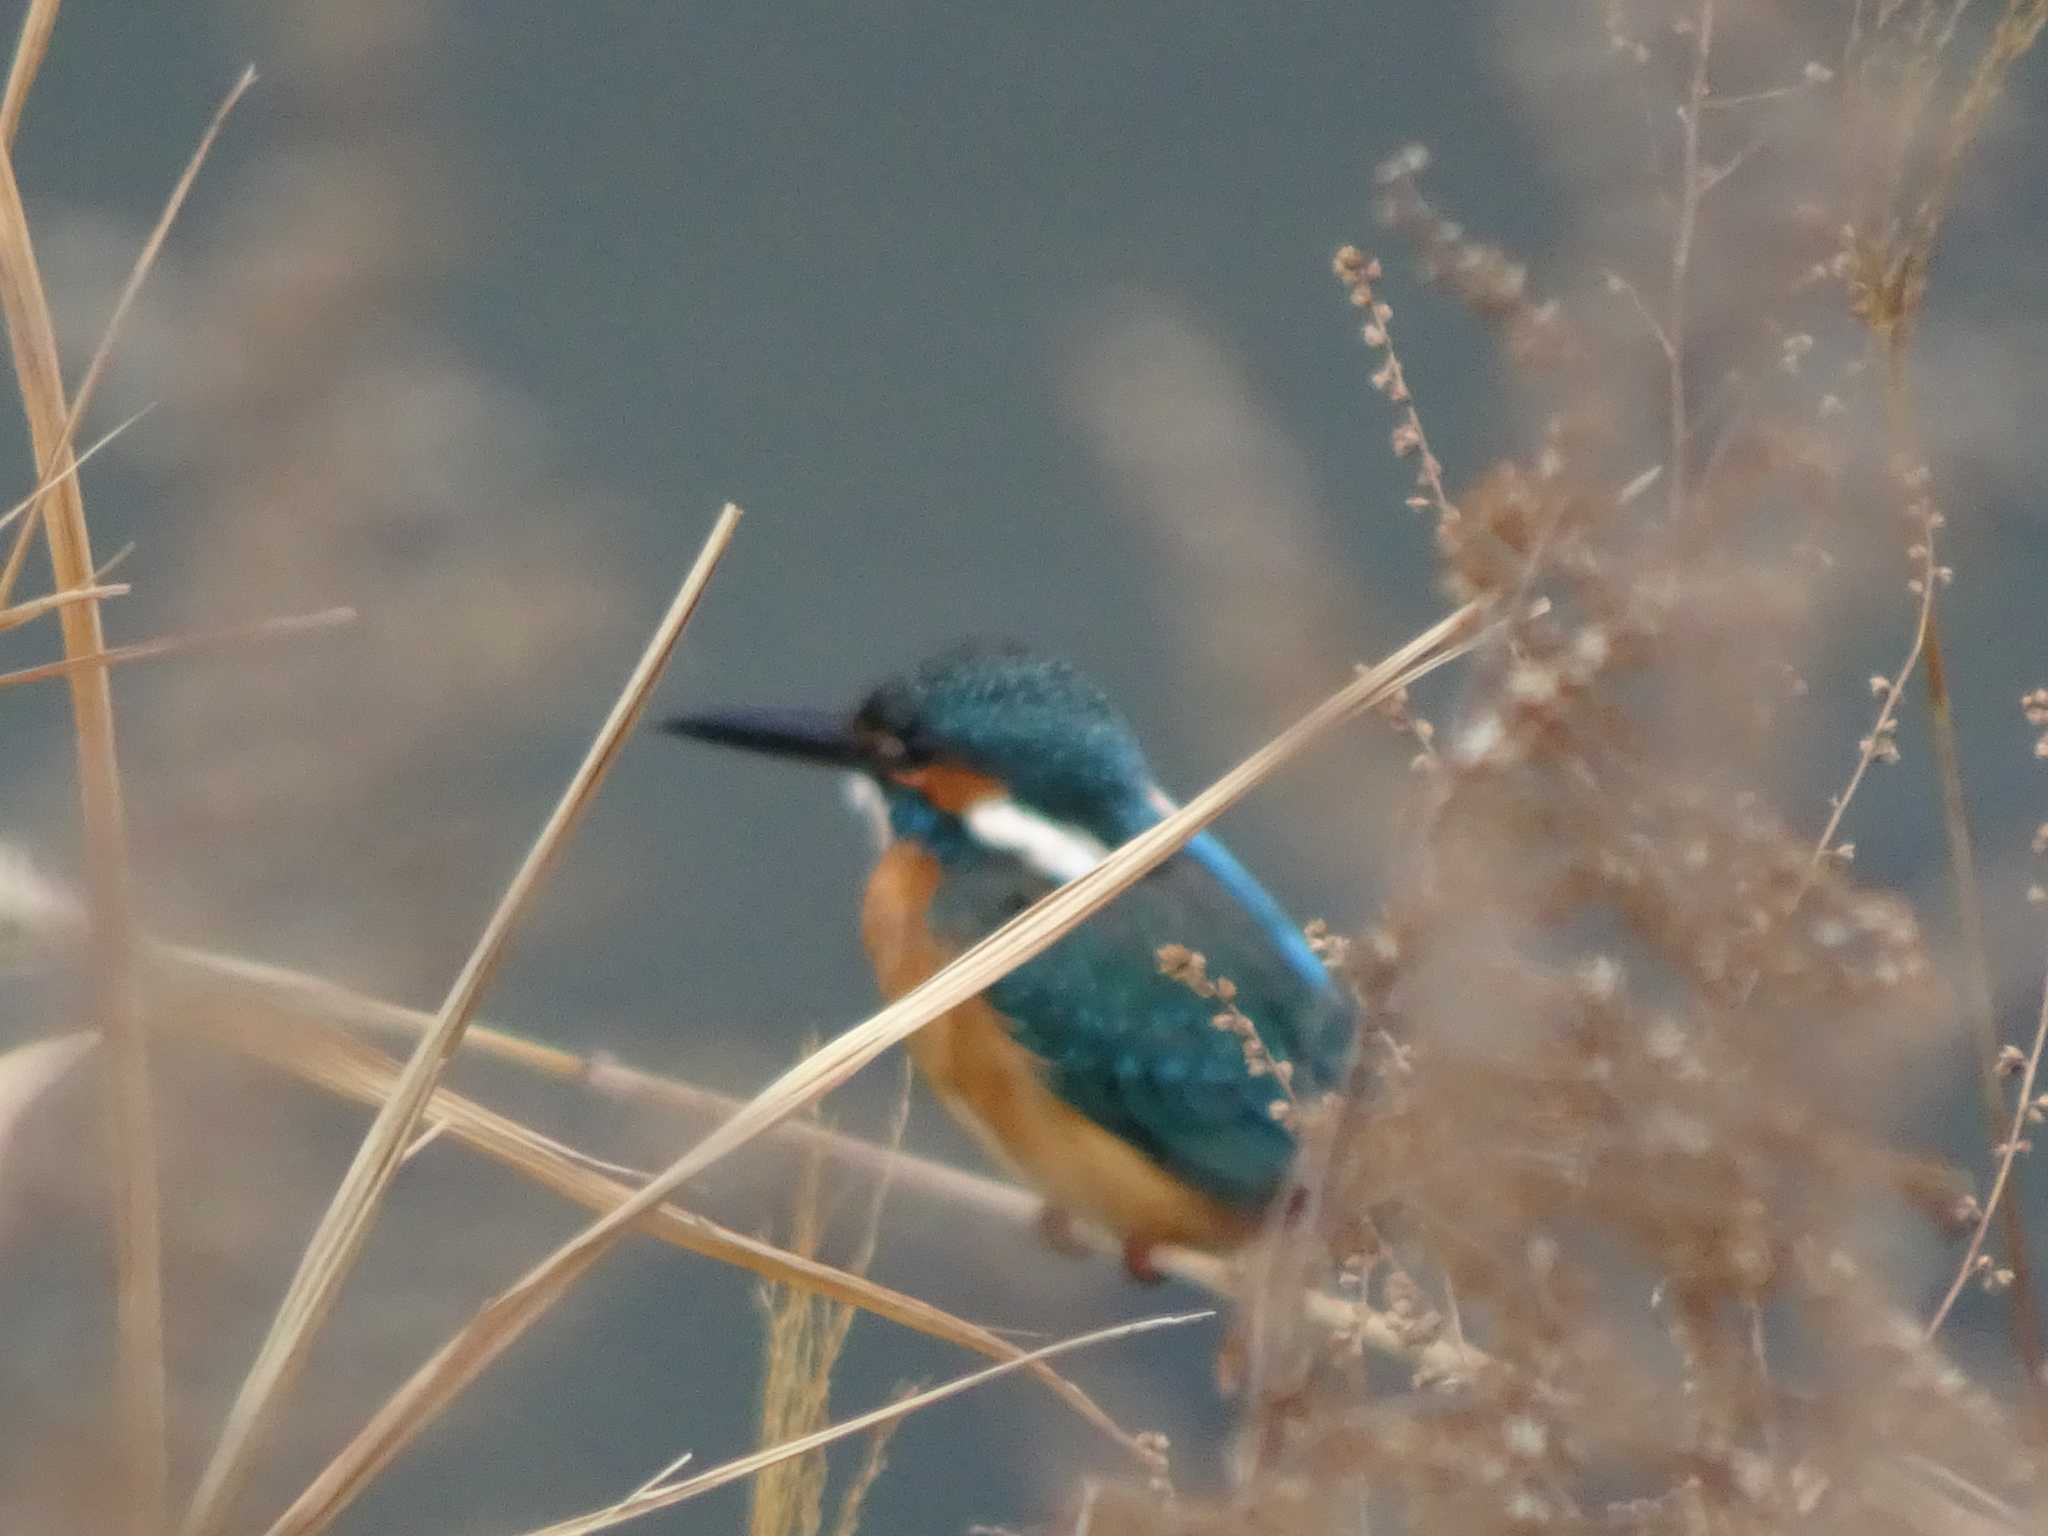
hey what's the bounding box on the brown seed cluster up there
[1104,6,2048,1534]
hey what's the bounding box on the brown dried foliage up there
[1101,5,2048,1534]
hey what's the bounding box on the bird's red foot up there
[1122,1237,1166,1285]
[1037,1205,1090,1258]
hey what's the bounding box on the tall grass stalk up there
[257,602,1485,1536]
[0,15,250,1530]
[182,504,741,1536]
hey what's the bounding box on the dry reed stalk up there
[1838,5,2048,1394]
[0,604,358,692]
[0,402,154,542]
[1664,0,1712,524]
[0,64,254,611]
[1927,937,2048,1339]
[0,0,53,150]
[0,12,250,1529]
[748,1113,865,1536]
[0,581,127,631]
[133,925,1373,1337]
[821,1414,899,1536]
[0,112,166,1531]
[150,980,1144,1455]
[153,932,1053,1220]
[181,505,742,1536]
[504,1311,1211,1536]
[257,600,1489,1536]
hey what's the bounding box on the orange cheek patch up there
[889,762,1005,814]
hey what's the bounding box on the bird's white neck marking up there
[963,798,1110,884]
[842,773,892,853]
[842,772,1112,885]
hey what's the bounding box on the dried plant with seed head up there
[5,5,2047,1535]
[1109,5,2048,1534]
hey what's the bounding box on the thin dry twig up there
[181,506,741,1536]
[92,538,135,581]
[1662,0,1712,532]
[0,0,55,150]
[0,9,235,1524]
[1920,615,2044,1385]
[258,600,1489,1536]
[1665,0,1714,525]
[0,64,254,612]
[747,1054,913,1536]
[1333,242,1457,523]
[824,1411,903,1536]
[1926,943,2048,1339]
[136,925,1361,1327]
[0,581,127,634]
[0,604,358,692]
[503,1312,1211,1536]
[1853,0,2048,1409]
[1800,553,1934,891]
[0,401,154,544]
[148,977,1145,1456]
[137,931,1035,1221]
[0,837,1469,1374]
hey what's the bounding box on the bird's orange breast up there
[860,840,1250,1252]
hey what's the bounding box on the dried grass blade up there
[181,506,740,1536]
[65,68,253,453]
[506,1311,1211,1536]
[261,598,1488,1536]
[0,11,205,1525]
[159,981,1141,1455]
[0,65,254,611]
[0,401,155,543]
[144,925,1346,1336]
[93,538,136,581]
[0,0,57,151]
[0,581,128,633]
[0,604,358,692]
[1926,941,2048,1340]
[155,932,1028,1213]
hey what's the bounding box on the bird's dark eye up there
[852,693,936,770]
[854,723,931,769]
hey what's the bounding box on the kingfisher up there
[663,642,1354,1281]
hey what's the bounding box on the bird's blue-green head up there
[662,642,1161,856]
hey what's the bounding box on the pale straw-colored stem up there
[143,926,1363,1335]
[0,11,247,1528]
[260,599,1490,1536]
[505,1312,1211,1536]
[1665,0,1713,525]
[0,65,253,612]
[1926,943,2048,1340]
[0,581,127,632]
[150,970,1144,1458]
[181,506,741,1536]
[0,402,154,543]
[0,605,357,692]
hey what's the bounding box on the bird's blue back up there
[891,786,1355,1209]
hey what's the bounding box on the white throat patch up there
[962,798,1110,884]
[841,773,892,853]
[841,773,1112,885]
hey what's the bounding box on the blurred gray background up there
[1,2,2046,1531]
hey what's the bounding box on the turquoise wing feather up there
[925,832,1355,1209]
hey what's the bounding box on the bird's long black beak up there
[659,705,867,769]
